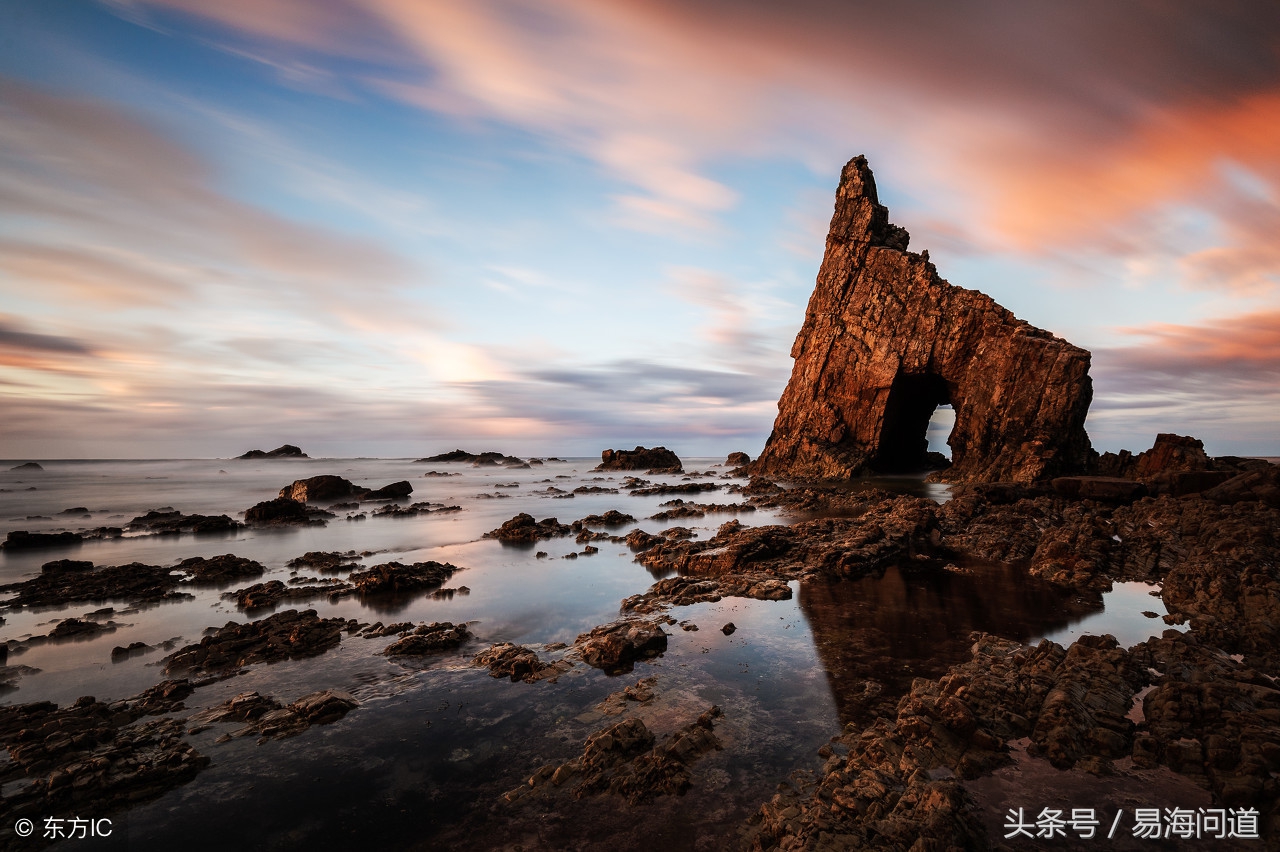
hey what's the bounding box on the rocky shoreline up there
[0,449,1277,849]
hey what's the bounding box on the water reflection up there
[799,561,1099,725]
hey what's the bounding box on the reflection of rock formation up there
[799,563,1098,725]
[755,156,1094,483]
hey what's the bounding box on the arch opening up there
[872,372,954,473]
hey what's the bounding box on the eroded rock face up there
[754,155,1093,484]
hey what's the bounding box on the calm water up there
[0,458,1180,850]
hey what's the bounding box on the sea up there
[0,457,1183,850]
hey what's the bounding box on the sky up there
[1,0,1278,460]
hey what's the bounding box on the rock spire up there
[754,156,1094,483]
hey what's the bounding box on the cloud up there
[1088,309,1280,451]
[124,0,1280,281]
[0,317,95,356]
[0,76,425,329]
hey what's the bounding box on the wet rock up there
[9,461,43,471]
[0,687,209,831]
[1128,632,1280,815]
[0,562,190,610]
[484,513,572,543]
[243,497,313,525]
[48,618,116,639]
[286,550,363,573]
[345,561,462,596]
[621,575,791,614]
[236,444,307,459]
[41,558,94,574]
[1,530,83,550]
[1050,476,1149,502]
[163,609,351,676]
[227,580,290,610]
[370,501,462,517]
[597,676,658,715]
[380,622,471,656]
[415,449,524,465]
[187,689,357,741]
[571,510,636,530]
[1203,463,1280,508]
[126,509,241,535]
[648,499,756,521]
[573,619,668,674]
[111,641,153,661]
[726,452,751,467]
[360,480,413,501]
[595,446,683,473]
[473,643,572,683]
[513,707,723,806]
[753,155,1093,484]
[627,482,721,497]
[177,554,264,585]
[720,623,736,636]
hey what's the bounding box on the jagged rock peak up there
[753,155,1094,484]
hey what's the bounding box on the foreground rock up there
[573,619,668,675]
[164,609,354,676]
[236,444,308,459]
[380,622,471,656]
[0,682,207,835]
[186,689,357,742]
[176,554,264,585]
[474,643,573,683]
[594,446,683,473]
[753,155,1093,483]
[505,706,722,806]
[0,562,190,610]
[485,513,572,543]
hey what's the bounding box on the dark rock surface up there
[176,554,264,585]
[274,475,413,504]
[753,155,1093,484]
[595,446,683,473]
[474,643,573,683]
[345,561,462,597]
[186,689,356,742]
[573,619,668,675]
[0,683,207,837]
[126,509,241,535]
[380,621,471,656]
[236,444,307,459]
[505,706,723,806]
[8,462,43,471]
[0,562,190,610]
[415,449,525,466]
[485,513,572,543]
[243,497,314,525]
[163,609,353,676]
[2,530,83,551]
[286,551,363,573]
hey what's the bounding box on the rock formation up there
[595,446,682,473]
[236,444,307,459]
[754,155,1094,483]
